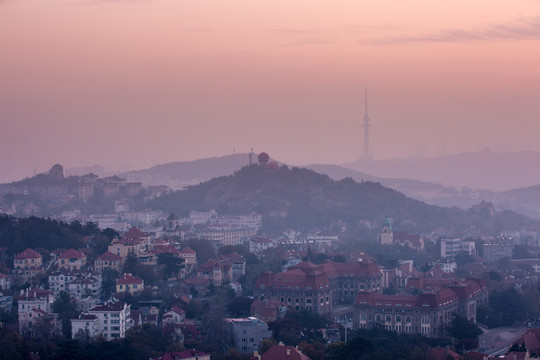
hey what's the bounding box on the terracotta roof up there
[117,274,143,285]
[261,345,311,360]
[179,247,196,254]
[152,349,209,360]
[97,252,123,261]
[59,249,84,259]
[14,248,41,259]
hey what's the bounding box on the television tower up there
[362,88,372,159]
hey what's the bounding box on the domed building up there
[257,152,269,165]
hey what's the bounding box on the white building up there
[441,238,476,261]
[71,301,131,340]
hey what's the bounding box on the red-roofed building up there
[353,278,488,337]
[260,344,311,360]
[197,253,246,286]
[13,248,44,276]
[95,252,124,272]
[58,249,87,270]
[151,349,210,360]
[116,273,144,295]
[253,260,383,317]
[162,306,186,324]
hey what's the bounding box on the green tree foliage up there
[478,287,530,327]
[226,296,253,318]
[53,291,79,338]
[446,315,482,351]
[143,166,537,235]
[157,253,185,278]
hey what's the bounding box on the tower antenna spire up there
[362,87,372,159]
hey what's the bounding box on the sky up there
[1,0,540,182]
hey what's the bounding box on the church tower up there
[379,214,393,245]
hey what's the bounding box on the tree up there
[53,291,78,338]
[227,296,253,318]
[157,253,185,279]
[446,315,482,351]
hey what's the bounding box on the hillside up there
[119,153,252,189]
[143,165,535,235]
[345,149,540,191]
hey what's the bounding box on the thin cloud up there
[281,38,331,48]
[364,15,540,45]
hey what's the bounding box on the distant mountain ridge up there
[119,153,252,189]
[345,149,540,191]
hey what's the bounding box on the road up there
[477,327,528,356]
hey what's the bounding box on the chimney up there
[286,349,290,356]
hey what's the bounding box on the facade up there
[49,269,102,299]
[58,249,87,270]
[225,317,271,354]
[197,253,246,286]
[441,239,476,261]
[249,237,277,254]
[71,301,131,340]
[354,278,488,337]
[178,247,197,277]
[162,306,185,324]
[254,260,383,317]
[18,288,58,337]
[95,252,124,272]
[116,273,144,295]
[483,238,512,263]
[13,248,44,276]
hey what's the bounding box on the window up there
[375,314,382,322]
[385,315,392,323]
[405,316,412,323]
[360,313,366,321]
[395,315,402,323]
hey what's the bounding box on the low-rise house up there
[13,248,43,277]
[58,249,87,270]
[116,273,144,295]
[162,306,185,324]
[197,253,246,286]
[250,299,287,323]
[95,252,124,272]
[260,344,311,360]
[71,300,131,340]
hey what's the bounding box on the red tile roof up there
[261,345,311,360]
[59,249,84,259]
[179,247,196,254]
[117,274,143,285]
[14,248,41,260]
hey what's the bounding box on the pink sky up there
[1,0,539,182]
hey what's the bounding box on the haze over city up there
[1,0,540,182]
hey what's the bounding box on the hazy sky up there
[1,0,540,182]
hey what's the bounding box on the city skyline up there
[1,0,540,182]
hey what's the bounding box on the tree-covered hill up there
[143,165,536,235]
